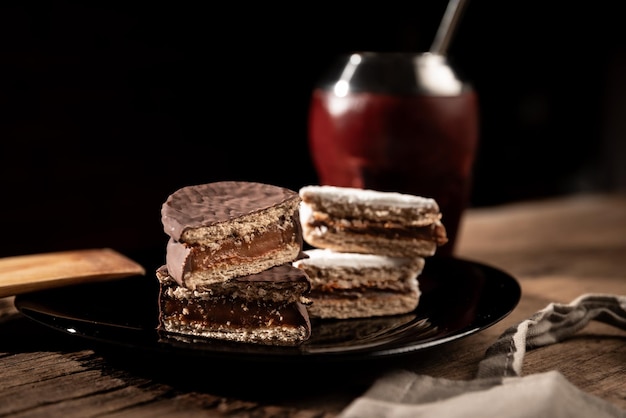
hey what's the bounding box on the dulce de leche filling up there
[309,213,448,245]
[189,222,298,267]
[161,296,309,330]
[166,218,302,285]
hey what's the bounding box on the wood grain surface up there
[1,192,625,417]
[0,248,145,298]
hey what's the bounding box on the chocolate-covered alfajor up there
[157,264,312,346]
[162,181,305,290]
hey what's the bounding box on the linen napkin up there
[340,294,626,417]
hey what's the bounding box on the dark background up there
[1,2,625,259]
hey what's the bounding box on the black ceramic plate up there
[14,257,520,362]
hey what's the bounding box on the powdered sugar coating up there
[299,185,440,211]
[295,249,424,271]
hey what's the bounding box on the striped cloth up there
[340,294,626,418]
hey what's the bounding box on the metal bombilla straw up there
[430,0,469,56]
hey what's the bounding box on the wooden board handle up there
[0,248,146,298]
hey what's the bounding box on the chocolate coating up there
[157,263,312,286]
[231,263,312,286]
[162,181,300,241]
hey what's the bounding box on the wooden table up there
[1,192,626,417]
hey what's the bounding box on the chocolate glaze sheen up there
[161,181,300,241]
[232,263,311,286]
[157,263,310,289]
